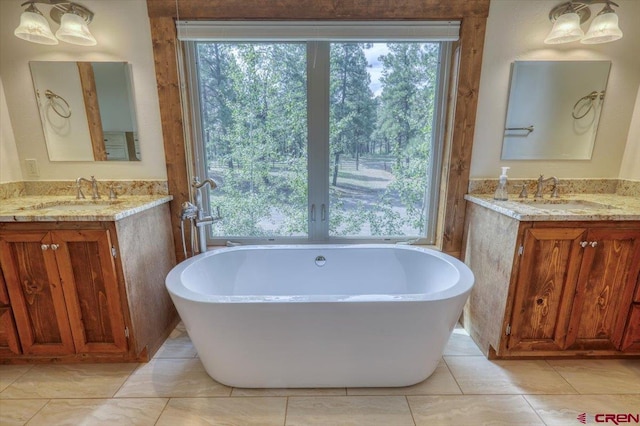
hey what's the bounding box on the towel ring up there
[572,90,604,120]
[44,89,72,119]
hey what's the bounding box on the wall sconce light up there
[14,1,96,46]
[544,0,623,45]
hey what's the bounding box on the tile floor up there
[1,324,638,425]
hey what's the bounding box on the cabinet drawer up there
[106,147,128,161]
[103,132,127,146]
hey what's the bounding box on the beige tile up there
[525,394,640,426]
[154,322,197,359]
[347,360,461,395]
[232,387,346,396]
[172,321,187,333]
[115,358,231,398]
[0,363,137,399]
[153,325,197,359]
[0,365,33,392]
[444,356,577,394]
[443,328,483,356]
[285,396,415,426]
[408,395,545,426]
[153,338,197,359]
[26,398,167,426]
[0,399,48,425]
[156,397,286,426]
[547,359,640,394]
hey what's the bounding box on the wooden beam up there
[441,15,486,255]
[77,62,107,161]
[147,0,490,19]
[125,132,138,161]
[149,17,192,261]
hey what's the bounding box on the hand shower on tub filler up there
[179,177,222,258]
[493,166,510,201]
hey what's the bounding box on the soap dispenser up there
[493,166,510,201]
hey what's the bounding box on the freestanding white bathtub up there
[166,244,474,388]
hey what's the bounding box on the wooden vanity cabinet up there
[505,225,640,355]
[0,203,178,363]
[0,229,127,356]
[462,201,640,358]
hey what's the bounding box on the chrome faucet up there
[193,177,217,192]
[76,176,101,200]
[535,175,559,199]
[191,177,222,254]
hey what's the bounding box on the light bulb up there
[582,8,623,44]
[14,6,58,45]
[544,12,584,44]
[55,12,97,46]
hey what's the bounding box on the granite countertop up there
[464,193,640,221]
[0,195,173,222]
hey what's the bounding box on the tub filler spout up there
[191,177,222,254]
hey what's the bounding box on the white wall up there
[619,86,640,180]
[0,0,166,180]
[2,0,638,183]
[471,0,640,179]
[0,78,23,183]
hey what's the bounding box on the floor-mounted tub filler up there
[166,244,474,388]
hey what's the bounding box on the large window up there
[182,22,456,244]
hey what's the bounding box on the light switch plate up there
[25,159,39,177]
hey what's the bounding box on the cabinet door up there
[507,228,586,352]
[53,230,128,354]
[621,304,640,351]
[0,271,21,355]
[565,229,640,351]
[0,232,75,355]
[0,307,21,356]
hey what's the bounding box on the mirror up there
[501,60,611,160]
[29,61,140,161]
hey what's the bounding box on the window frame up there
[181,23,455,246]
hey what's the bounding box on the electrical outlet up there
[25,159,39,177]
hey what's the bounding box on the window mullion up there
[307,41,330,242]
[184,41,215,246]
[423,42,452,245]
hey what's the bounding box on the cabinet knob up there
[590,241,598,247]
[580,241,588,248]
[51,244,60,251]
[41,244,50,250]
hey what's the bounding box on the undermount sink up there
[19,200,123,211]
[513,199,614,210]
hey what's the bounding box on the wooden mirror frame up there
[146,0,489,261]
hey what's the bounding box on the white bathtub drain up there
[315,255,326,267]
